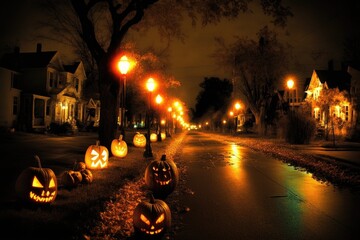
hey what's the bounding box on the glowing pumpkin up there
[133,132,146,148]
[161,132,166,140]
[84,140,109,170]
[15,155,57,205]
[111,134,128,157]
[150,133,158,142]
[133,194,171,239]
[144,154,179,199]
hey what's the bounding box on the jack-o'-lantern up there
[150,133,157,142]
[111,134,128,157]
[133,194,171,239]
[133,132,146,148]
[15,155,57,205]
[85,140,109,170]
[144,154,179,199]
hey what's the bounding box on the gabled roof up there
[63,62,81,74]
[314,70,351,92]
[0,51,57,71]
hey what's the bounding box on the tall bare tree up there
[214,26,292,135]
[41,0,292,149]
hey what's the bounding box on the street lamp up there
[155,94,163,141]
[287,78,295,111]
[167,106,172,137]
[144,77,156,158]
[117,55,130,139]
[234,102,241,132]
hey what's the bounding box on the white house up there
[0,43,89,132]
[0,67,21,129]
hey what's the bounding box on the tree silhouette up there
[214,26,291,135]
[40,0,292,149]
[193,77,233,126]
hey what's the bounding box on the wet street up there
[175,132,360,240]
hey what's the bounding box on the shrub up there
[284,111,316,144]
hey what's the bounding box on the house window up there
[10,72,20,89]
[46,100,51,116]
[34,99,45,118]
[49,72,54,87]
[13,96,18,115]
[74,78,79,92]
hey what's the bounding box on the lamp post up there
[117,55,130,139]
[144,77,156,158]
[167,106,172,137]
[155,94,163,141]
[287,78,295,112]
[234,102,241,132]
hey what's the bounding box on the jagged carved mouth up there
[155,179,171,185]
[29,191,56,202]
[140,227,163,235]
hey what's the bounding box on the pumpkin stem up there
[149,193,155,203]
[119,135,123,141]
[34,155,42,169]
[161,154,166,161]
[96,140,100,146]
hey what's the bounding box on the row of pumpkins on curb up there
[133,154,179,239]
[13,132,164,205]
[14,133,177,240]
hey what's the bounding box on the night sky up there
[1,0,358,109]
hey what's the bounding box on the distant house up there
[304,61,359,137]
[0,67,21,130]
[0,43,90,132]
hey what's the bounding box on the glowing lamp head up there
[155,94,163,104]
[118,55,130,75]
[287,79,294,89]
[146,78,156,92]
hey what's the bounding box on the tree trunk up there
[252,106,267,135]
[98,61,120,151]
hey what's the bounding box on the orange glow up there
[155,94,163,104]
[146,78,156,92]
[118,55,130,75]
[287,79,295,89]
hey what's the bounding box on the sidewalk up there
[289,140,360,169]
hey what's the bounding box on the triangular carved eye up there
[49,178,56,188]
[90,149,99,160]
[140,214,151,225]
[101,150,107,160]
[156,213,165,224]
[32,176,44,188]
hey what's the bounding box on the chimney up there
[36,43,42,53]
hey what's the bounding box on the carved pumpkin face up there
[133,194,171,238]
[133,132,146,148]
[85,140,109,170]
[144,154,179,199]
[15,166,57,205]
[150,133,157,142]
[111,135,128,157]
